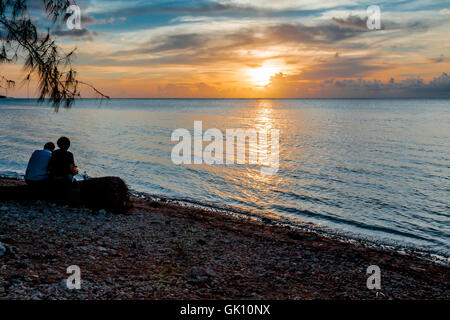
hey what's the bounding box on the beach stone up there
[0,242,17,256]
[0,243,6,256]
[78,246,88,253]
[184,267,209,283]
[287,231,304,240]
[205,268,217,277]
[261,217,271,224]
[60,279,68,290]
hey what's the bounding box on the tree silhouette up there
[0,0,108,109]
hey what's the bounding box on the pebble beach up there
[0,177,449,300]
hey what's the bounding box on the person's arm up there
[69,152,78,175]
[69,152,75,167]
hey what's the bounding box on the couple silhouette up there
[25,136,78,187]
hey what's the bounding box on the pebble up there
[184,267,210,283]
[205,268,217,277]
[60,279,68,290]
[0,243,6,256]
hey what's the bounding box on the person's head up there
[44,142,55,152]
[57,136,71,151]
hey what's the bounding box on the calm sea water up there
[0,98,449,256]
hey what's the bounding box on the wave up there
[0,170,24,179]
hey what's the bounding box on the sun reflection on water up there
[245,100,280,186]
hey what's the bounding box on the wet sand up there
[0,177,448,299]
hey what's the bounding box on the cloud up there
[111,19,370,61]
[432,54,449,63]
[293,56,388,80]
[109,72,449,98]
[52,27,98,41]
[169,16,217,23]
[92,2,267,17]
[265,72,450,98]
[81,15,97,25]
[114,33,211,56]
[330,72,450,96]
[56,1,449,99]
[156,82,225,98]
[332,14,430,32]
[332,15,367,30]
[107,12,433,66]
[78,12,434,77]
[84,0,362,18]
[81,15,127,25]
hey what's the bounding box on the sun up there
[249,66,280,86]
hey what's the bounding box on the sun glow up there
[248,66,280,86]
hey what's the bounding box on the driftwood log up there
[0,177,131,213]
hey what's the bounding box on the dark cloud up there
[114,33,210,56]
[265,72,450,98]
[264,22,367,43]
[332,15,368,30]
[432,54,448,63]
[329,72,450,96]
[52,27,97,40]
[104,12,434,69]
[89,2,285,17]
[293,56,388,80]
[111,20,370,61]
[332,14,431,32]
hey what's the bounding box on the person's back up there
[48,137,76,181]
[25,142,55,184]
[49,149,75,178]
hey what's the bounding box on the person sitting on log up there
[48,136,78,183]
[25,142,56,187]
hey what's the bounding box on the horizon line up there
[3,97,450,100]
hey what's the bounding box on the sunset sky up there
[4,0,450,98]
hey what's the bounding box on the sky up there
[3,0,450,98]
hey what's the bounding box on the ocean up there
[0,98,449,256]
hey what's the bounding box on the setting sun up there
[248,66,280,86]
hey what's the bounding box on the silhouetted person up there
[48,137,77,182]
[25,142,56,187]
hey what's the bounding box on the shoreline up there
[4,172,448,263]
[132,190,450,265]
[0,177,449,299]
